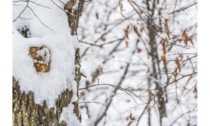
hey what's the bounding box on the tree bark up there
[13,78,73,126]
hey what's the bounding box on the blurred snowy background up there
[78,0,197,126]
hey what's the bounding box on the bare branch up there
[28,6,54,32]
[13,0,30,22]
[170,2,197,14]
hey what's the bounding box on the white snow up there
[60,104,82,126]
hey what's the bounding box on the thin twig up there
[29,1,52,9]
[13,0,30,22]
[51,0,66,11]
[28,6,54,32]
[79,101,107,107]
[136,100,151,126]
[170,2,197,14]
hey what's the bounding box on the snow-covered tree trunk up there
[12,0,85,125]
[13,78,74,126]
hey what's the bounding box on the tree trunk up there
[12,0,85,125]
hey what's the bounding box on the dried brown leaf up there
[124,29,129,39]
[124,25,130,39]
[129,113,135,120]
[134,25,141,37]
[161,38,167,54]
[163,19,170,39]
[80,91,85,97]
[161,54,166,65]
[136,48,142,53]
[64,0,77,11]
[125,40,129,47]
[189,37,194,45]
[182,29,188,46]
[175,57,181,72]
[173,67,178,79]
[120,3,124,13]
